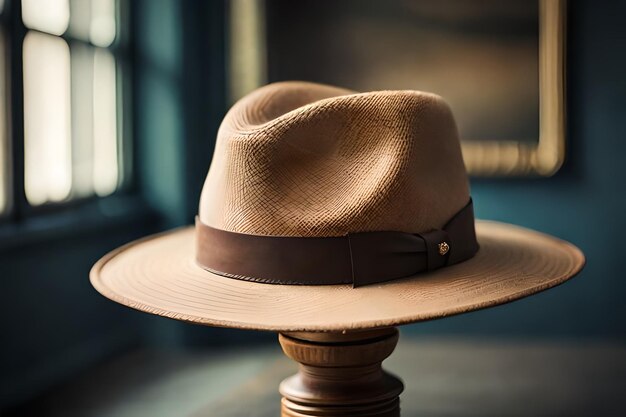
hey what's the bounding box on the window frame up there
[0,0,147,246]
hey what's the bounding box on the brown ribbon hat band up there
[195,199,479,288]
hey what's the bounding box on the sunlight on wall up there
[229,0,266,103]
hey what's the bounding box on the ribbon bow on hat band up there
[195,199,479,288]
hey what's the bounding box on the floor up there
[8,336,626,417]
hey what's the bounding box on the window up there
[0,0,129,217]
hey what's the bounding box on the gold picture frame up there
[462,0,566,176]
[228,0,567,177]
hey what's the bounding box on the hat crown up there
[199,81,469,237]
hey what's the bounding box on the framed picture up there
[229,0,566,176]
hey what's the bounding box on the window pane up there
[68,0,116,47]
[68,0,91,41]
[23,32,72,205]
[70,45,119,199]
[0,30,7,214]
[90,0,116,47]
[92,48,118,196]
[70,43,95,198]
[22,0,70,36]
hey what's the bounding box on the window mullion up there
[7,0,27,221]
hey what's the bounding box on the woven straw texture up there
[200,81,469,237]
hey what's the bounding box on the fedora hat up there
[90,81,584,332]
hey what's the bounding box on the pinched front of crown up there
[200,82,469,237]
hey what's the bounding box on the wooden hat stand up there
[278,328,402,417]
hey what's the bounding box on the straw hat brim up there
[90,220,584,332]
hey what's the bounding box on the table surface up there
[9,335,626,417]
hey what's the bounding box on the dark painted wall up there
[0,205,156,407]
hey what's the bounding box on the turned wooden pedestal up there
[278,327,404,417]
